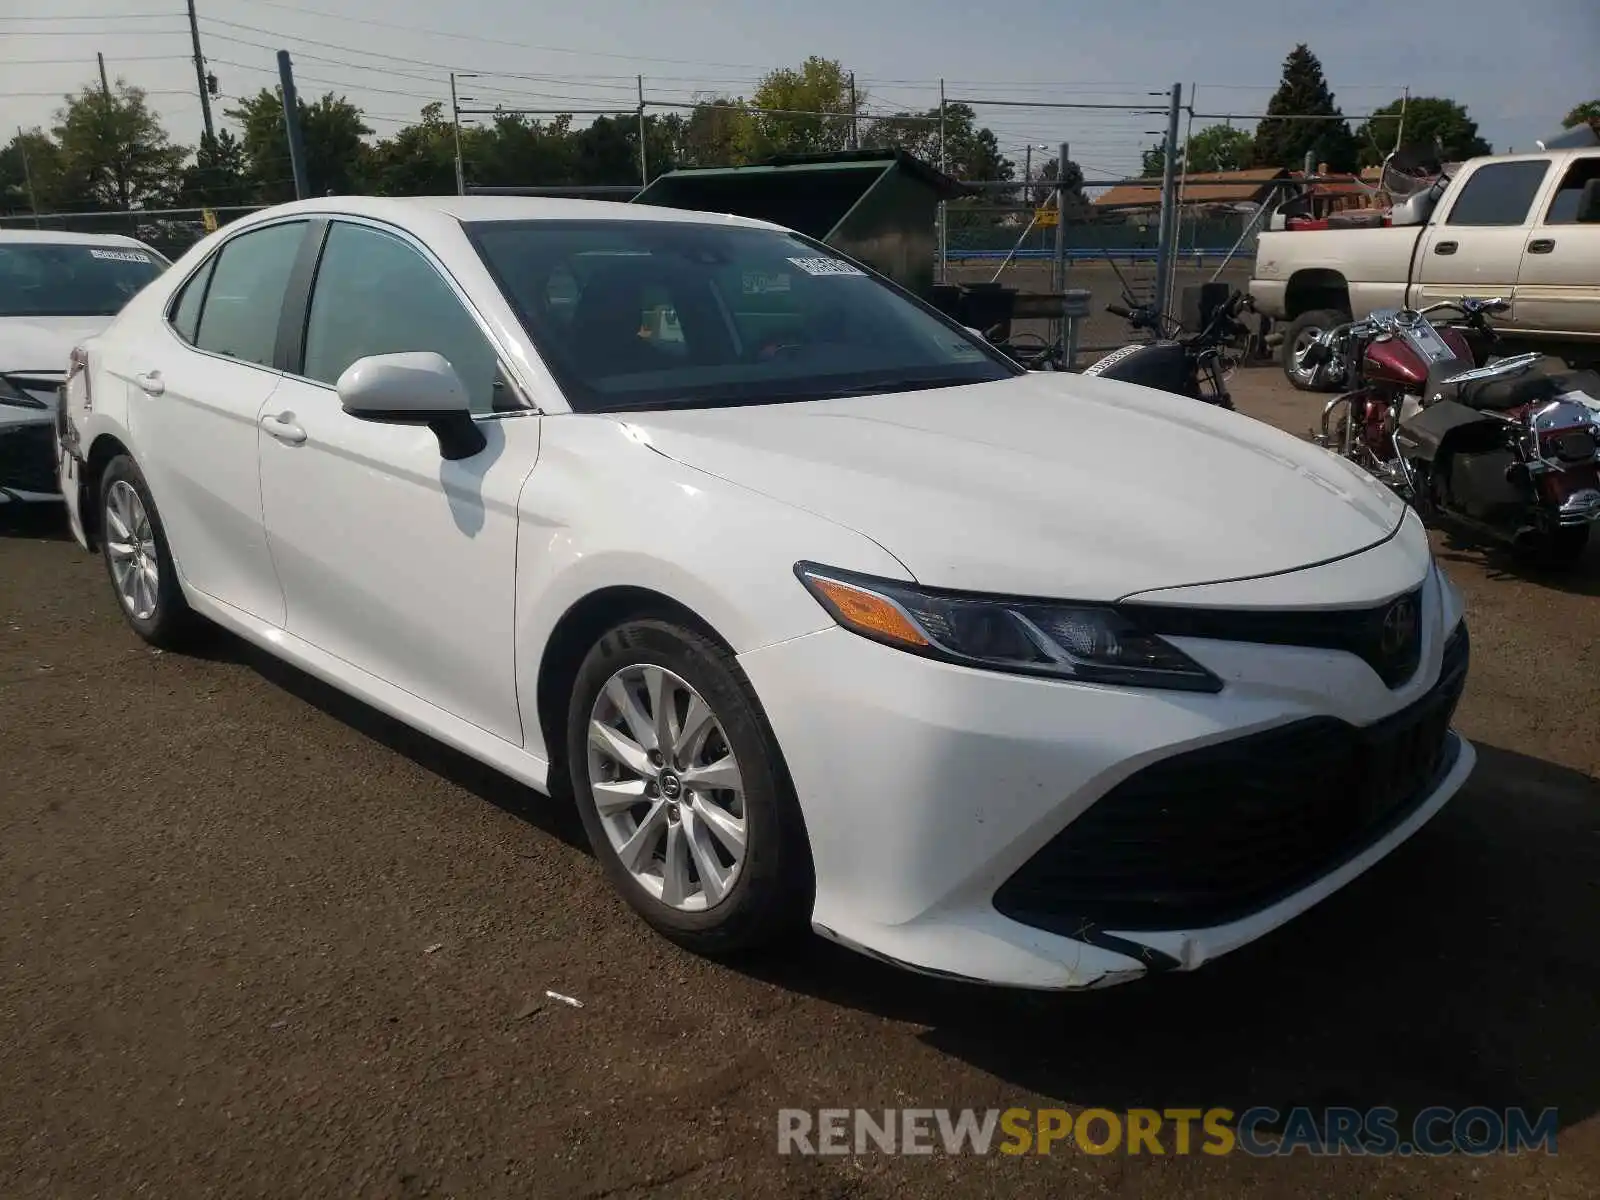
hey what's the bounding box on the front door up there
[256,218,539,745]
[128,218,312,626]
[1413,158,1552,330]
[1511,152,1600,338]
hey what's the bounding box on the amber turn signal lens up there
[809,577,929,647]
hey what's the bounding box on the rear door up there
[1413,159,1553,327]
[128,218,313,625]
[1511,151,1600,339]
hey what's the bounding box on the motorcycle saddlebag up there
[1082,340,1187,392]
[1395,399,1497,462]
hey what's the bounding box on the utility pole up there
[186,0,214,143]
[1052,141,1068,293]
[277,51,310,200]
[937,78,947,282]
[450,71,465,195]
[16,127,40,227]
[848,72,857,151]
[1152,82,1182,322]
[97,53,131,211]
[636,74,647,188]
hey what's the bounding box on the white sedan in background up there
[0,229,167,504]
[57,196,1474,990]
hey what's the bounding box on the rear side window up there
[168,256,216,344]
[1544,157,1600,224]
[193,221,308,366]
[1446,161,1550,226]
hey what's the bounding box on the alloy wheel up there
[104,479,159,621]
[586,663,748,911]
[1289,325,1326,385]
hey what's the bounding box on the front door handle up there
[1433,241,1458,255]
[134,370,164,395]
[1528,238,1556,254]
[259,413,307,445]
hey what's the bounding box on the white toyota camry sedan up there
[56,196,1474,990]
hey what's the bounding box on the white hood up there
[622,372,1410,601]
[0,315,112,377]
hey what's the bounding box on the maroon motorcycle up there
[1302,298,1600,565]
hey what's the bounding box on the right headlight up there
[795,562,1223,693]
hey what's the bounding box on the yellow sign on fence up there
[1034,208,1058,227]
[201,207,218,233]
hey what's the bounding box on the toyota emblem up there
[1380,597,1418,659]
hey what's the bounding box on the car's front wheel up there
[99,454,194,647]
[567,618,813,956]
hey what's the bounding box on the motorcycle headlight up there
[795,562,1223,693]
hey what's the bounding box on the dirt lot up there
[2,368,1598,1199]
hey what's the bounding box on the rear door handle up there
[259,413,307,445]
[134,370,164,395]
[1527,238,1555,254]
[1433,241,1458,255]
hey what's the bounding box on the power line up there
[206,4,771,69]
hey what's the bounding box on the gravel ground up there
[2,368,1598,1199]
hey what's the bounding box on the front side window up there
[1446,161,1550,226]
[0,241,167,318]
[467,219,1018,412]
[194,221,308,367]
[301,222,507,414]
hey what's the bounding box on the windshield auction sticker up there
[88,249,153,263]
[787,256,865,277]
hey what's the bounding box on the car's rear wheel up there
[99,454,194,647]
[1283,308,1348,392]
[566,618,813,955]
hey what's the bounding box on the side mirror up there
[1575,179,1600,224]
[336,351,485,461]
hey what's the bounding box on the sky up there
[4,0,1597,187]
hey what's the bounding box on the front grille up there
[0,423,60,494]
[994,622,1469,934]
[1122,585,1425,689]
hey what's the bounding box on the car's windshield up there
[466,219,1020,412]
[0,242,167,318]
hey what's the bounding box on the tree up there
[743,56,854,157]
[1028,156,1090,219]
[1564,100,1600,128]
[52,78,187,210]
[0,127,66,214]
[1354,97,1490,166]
[175,130,253,207]
[677,96,753,168]
[1186,124,1255,173]
[1140,142,1166,177]
[226,88,371,202]
[864,102,1010,180]
[1251,44,1357,172]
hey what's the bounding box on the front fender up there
[512,416,911,761]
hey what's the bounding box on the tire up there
[1530,525,1590,570]
[98,454,195,648]
[1282,308,1349,392]
[566,618,814,956]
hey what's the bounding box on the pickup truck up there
[1250,144,1600,389]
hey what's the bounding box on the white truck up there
[1250,141,1600,389]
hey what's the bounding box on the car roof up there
[0,228,157,250]
[226,194,788,241]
